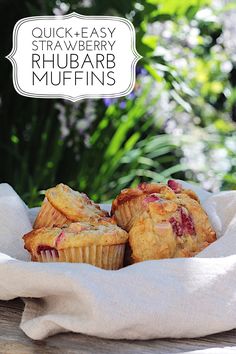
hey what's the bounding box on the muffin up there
[23,218,128,270]
[112,180,216,262]
[111,180,199,231]
[34,183,108,229]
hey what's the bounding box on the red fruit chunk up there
[167,179,182,193]
[138,182,147,190]
[180,207,195,235]
[55,231,65,247]
[144,194,160,203]
[37,245,59,257]
[169,217,183,236]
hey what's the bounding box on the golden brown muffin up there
[34,183,108,229]
[23,218,128,270]
[112,180,216,262]
[111,180,199,231]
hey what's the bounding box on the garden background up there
[1,0,236,206]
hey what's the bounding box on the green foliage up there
[0,0,236,206]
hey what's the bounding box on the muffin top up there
[111,180,200,231]
[45,183,107,221]
[128,190,216,262]
[112,180,199,213]
[23,218,128,259]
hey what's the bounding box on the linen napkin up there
[0,184,31,261]
[0,183,236,341]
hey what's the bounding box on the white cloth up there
[0,184,31,261]
[0,183,236,340]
